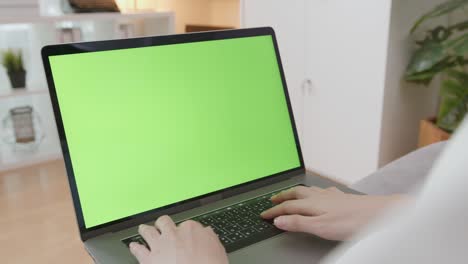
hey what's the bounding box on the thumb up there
[273,215,322,234]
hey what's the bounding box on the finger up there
[309,186,325,193]
[261,200,317,219]
[271,186,311,203]
[179,220,202,231]
[129,242,150,263]
[205,226,215,234]
[155,215,176,235]
[326,187,343,194]
[205,225,221,238]
[138,224,160,248]
[273,215,322,234]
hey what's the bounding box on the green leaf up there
[411,0,468,34]
[1,49,24,72]
[449,20,468,32]
[437,70,468,132]
[447,33,468,56]
[405,54,458,85]
[405,70,438,83]
[441,79,466,98]
[406,41,446,75]
[446,69,468,84]
[437,94,468,132]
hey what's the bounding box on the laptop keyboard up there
[122,186,295,253]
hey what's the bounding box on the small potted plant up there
[1,49,26,89]
[405,0,468,147]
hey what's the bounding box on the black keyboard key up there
[225,227,284,253]
[224,224,239,233]
[252,223,272,232]
[198,219,210,226]
[219,236,232,245]
[249,216,264,224]
[122,235,149,250]
[212,226,230,236]
[237,220,253,229]
[212,215,223,222]
[239,227,258,237]
[211,221,229,229]
[226,232,246,242]
[122,185,301,254]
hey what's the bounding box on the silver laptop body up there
[42,27,358,264]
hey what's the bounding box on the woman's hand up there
[129,215,228,264]
[261,186,406,241]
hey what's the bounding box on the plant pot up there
[418,118,451,148]
[8,70,26,89]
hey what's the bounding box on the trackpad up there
[228,232,338,264]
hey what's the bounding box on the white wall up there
[378,0,447,167]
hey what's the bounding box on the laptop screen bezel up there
[41,27,305,240]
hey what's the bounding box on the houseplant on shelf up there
[1,49,26,89]
[405,0,468,147]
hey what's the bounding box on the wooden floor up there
[0,160,93,264]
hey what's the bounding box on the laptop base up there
[85,172,359,264]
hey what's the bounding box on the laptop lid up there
[41,27,305,240]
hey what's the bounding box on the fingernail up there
[129,242,136,249]
[274,217,284,227]
[270,195,277,200]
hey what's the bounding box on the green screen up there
[49,36,301,228]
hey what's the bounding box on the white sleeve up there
[322,118,468,264]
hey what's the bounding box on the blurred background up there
[2,0,464,185]
[0,0,240,175]
[1,1,466,263]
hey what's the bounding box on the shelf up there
[0,11,175,25]
[0,10,176,172]
[0,88,49,100]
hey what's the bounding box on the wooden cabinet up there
[302,0,391,183]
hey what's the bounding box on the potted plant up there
[405,0,468,147]
[1,49,26,89]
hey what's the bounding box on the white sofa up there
[351,142,447,195]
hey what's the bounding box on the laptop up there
[41,27,357,264]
